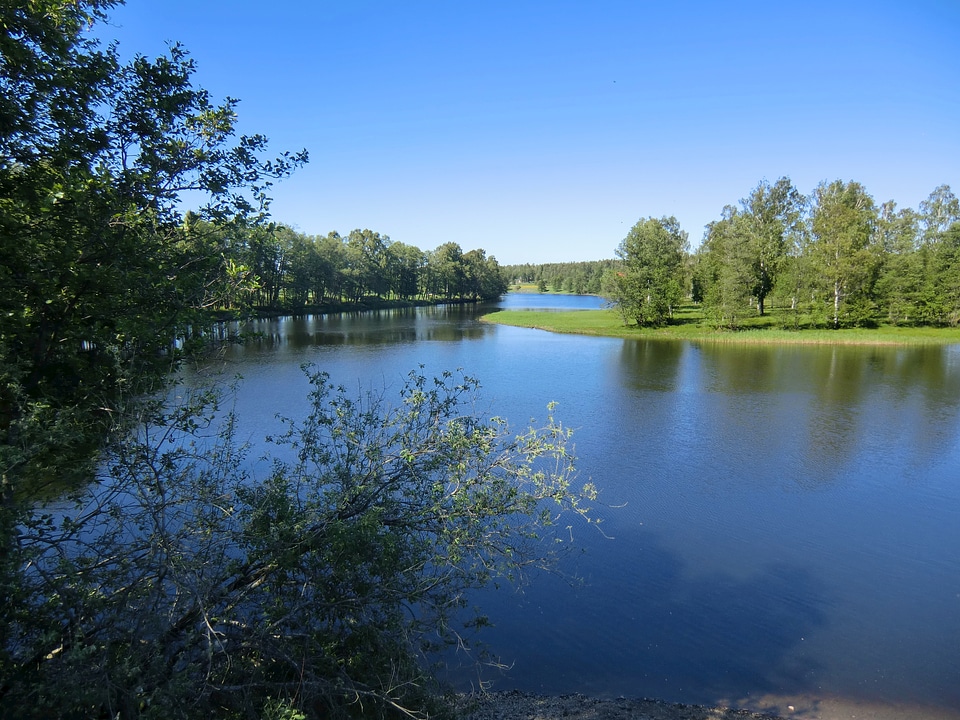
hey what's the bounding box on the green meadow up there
[481,304,960,346]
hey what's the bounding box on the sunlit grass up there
[481,306,960,345]
[507,283,581,294]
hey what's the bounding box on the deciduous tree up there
[808,180,880,328]
[0,1,306,490]
[613,216,688,327]
[737,177,805,316]
[3,368,596,719]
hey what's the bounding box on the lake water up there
[192,295,960,718]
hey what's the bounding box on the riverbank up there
[480,307,960,345]
[457,692,787,719]
[457,691,960,720]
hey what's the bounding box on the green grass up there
[480,306,960,346]
[507,283,581,294]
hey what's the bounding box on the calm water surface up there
[190,296,960,716]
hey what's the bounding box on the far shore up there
[480,306,960,346]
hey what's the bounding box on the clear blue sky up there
[96,1,959,264]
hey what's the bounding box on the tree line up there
[204,220,509,311]
[500,260,617,295]
[611,179,960,329]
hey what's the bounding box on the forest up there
[195,221,509,311]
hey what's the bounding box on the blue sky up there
[97,1,959,264]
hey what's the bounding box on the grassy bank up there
[480,306,960,345]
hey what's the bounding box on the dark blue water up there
[188,296,960,717]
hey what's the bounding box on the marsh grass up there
[481,305,960,346]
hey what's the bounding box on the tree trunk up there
[833,279,841,328]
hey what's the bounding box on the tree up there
[427,242,466,300]
[0,1,307,490]
[2,368,597,719]
[913,186,960,324]
[612,216,688,327]
[461,249,508,301]
[695,207,754,328]
[808,180,880,328]
[386,241,424,301]
[346,229,391,300]
[873,201,922,324]
[918,184,960,245]
[736,177,806,316]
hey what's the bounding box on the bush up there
[1,367,596,719]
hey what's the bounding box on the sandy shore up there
[457,691,960,720]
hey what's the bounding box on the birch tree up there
[809,180,880,328]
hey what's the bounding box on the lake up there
[191,294,960,718]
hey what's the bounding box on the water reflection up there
[468,531,829,706]
[619,341,960,489]
[226,305,492,354]
[188,307,960,715]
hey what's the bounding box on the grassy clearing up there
[480,306,960,346]
[507,283,584,294]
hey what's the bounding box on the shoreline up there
[457,692,787,719]
[456,690,960,720]
[480,308,960,346]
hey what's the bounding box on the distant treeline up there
[190,218,509,310]
[500,260,618,295]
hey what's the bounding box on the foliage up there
[612,217,688,327]
[690,180,960,331]
[694,207,754,329]
[500,260,618,296]
[808,180,881,328]
[0,1,307,492]
[218,227,508,310]
[1,367,596,719]
[693,179,805,326]
[735,178,806,316]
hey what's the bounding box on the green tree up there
[460,248,507,301]
[427,242,466,300]
[346,228,391,300]
[386,241,425,301]
[0,1,306,490]
[695,207,754,328]
[736,177,806,316]
[912,186,960,324]
[612,216,688,327]
[282,230,317,307]
[808,180,880,328]
[315,231,347,302]
[3,368,596,719]
[918,184,960,245]
[873,200,922,324]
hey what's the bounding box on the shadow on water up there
[456,530,829,709]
